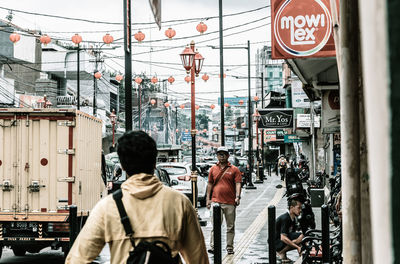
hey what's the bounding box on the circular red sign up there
[40,158,48,166]
[274,0,332,56]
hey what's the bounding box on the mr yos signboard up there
[272,0,337,59]
[258,109,294,128]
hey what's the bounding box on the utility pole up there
[219,0,225,146]
[261,72,265,170]
[77,44,80,110]
[246,40,256,189]
[123,0,133,131]
[210,40,256,189]
[93,51,99,116]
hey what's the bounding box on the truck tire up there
[12,247,26,256]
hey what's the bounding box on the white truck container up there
[0,108,105,257]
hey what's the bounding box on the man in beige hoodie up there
[66,131,209,264]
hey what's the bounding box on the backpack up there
[112,189,179,264]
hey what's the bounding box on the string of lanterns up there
[8,21,208,45]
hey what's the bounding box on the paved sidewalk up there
[202,173,324,264]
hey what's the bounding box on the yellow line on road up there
[222,184,285,264]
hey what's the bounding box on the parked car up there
[107,164,173,193]
[157,162,208,207]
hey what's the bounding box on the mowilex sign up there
[258,109,294,128]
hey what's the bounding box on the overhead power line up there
[0,5,268,26]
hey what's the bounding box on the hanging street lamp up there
[9,32,21,44]
[134,31,145,42]
[165,27,176,39]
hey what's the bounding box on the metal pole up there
[246,40,256,189]
[138,83,141,130]
[69,205,77,249]
[261,72,265,169]
[268,205,276,264]
[77,45,80,110]
[175,106,178,145]
[93,52,98,116]
[123,0,133,131]
[310,100,316,180]
[213,204,222,264]
[321,204,331,263]
[219,0,225,146]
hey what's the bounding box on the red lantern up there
[150,99,156,105]
[151,76,158,84]
[40,34,51,45]
[103,33,114,45]
[202,73,209,82]
[134,31,145,42]
[9,32,21,44]
[71,34,82,45]
[94,72,102,79]
[180,104,185,109]
[254,96,259,102]
[115,75,123,82]
[184,75,191,83]
[210,104,215,109]
[239,99,244,105]
[219,73,226,78]
[241,122,246,128]
[135,77,143,84]
[168,76,175,84]
[195,105,200,110]
[164,102,170,108]
[224,103,229,107]
[196,22,208,34]
[165,28,176,39]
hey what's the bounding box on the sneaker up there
[207,249,214,254]
[227,248,234,255]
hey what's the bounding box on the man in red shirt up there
[206,146,242,255]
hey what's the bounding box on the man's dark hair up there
[288,199,302,209]
[117,131,157,176]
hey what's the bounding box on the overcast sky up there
[0,0,271,105]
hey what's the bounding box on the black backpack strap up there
[112,189,134,238]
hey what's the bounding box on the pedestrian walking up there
[66,131,209,264]
[278,155,288,181]
[206,146,242,255]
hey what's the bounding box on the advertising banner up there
[291,80,310,108]
[181,132,191,142]
[297,114,321,128]
[258,109,294,128]
[271,0,338,59]
[264,129,277,142]
[284,134,307,143]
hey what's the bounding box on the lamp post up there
[110,109,116,149]
[253,109,263,183]
[180,41,206,225]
